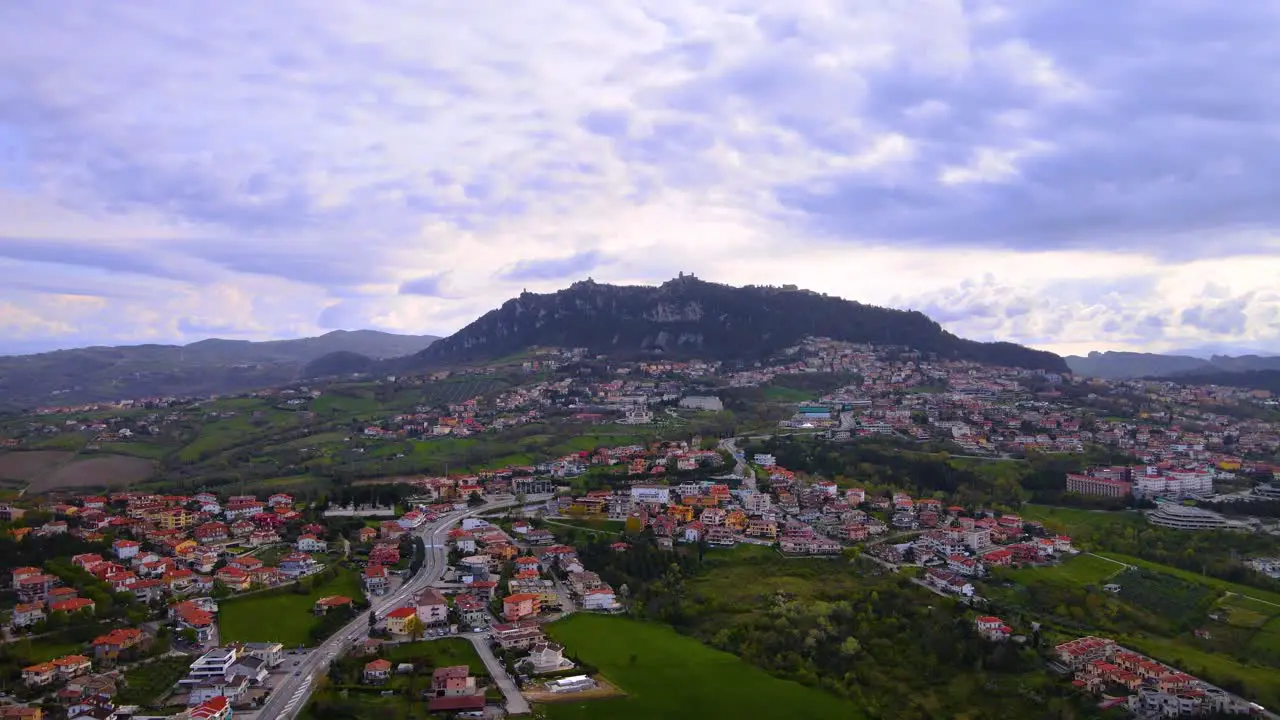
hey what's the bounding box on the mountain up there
[1152,369,1280,394]
[403,276,1067,371]
[0,330,437,410]
[1166,343,1278,359]
[1064,352,1213,379]
[1066,351,1280,379]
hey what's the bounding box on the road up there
[467,633,531,714]
[255,495,543,720]
[718,437,756,491]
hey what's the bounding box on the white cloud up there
[0,0,1278,354]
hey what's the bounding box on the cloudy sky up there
[3,1,1279,358]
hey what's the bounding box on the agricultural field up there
[33,453,155,492]
[116,655,191,706]
[0,449,156,492]
[0,450,73,482]
[218,568,362,646]
[1114,569,1217,627]
[542,614,863,720]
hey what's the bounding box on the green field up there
[1010,553,1126,586]
[1019,505,1144,535]
[541,614,863,720]
[219,568,362,646]
[761,386,814,402]
[382,638,487,676]
[301,690,434,720]
[14,639,84,663]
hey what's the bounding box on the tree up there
[467,492,485,508]
[179,628,199,644]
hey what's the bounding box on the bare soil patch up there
[27,454,157,493]
[0,450,74,482]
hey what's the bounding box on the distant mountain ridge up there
[1065,351,1280,379]
[395,276,1067,371]
[0,330,437,410]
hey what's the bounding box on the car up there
[294,671,301,676]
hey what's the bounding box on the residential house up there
[415,588,449,626]
[227,655,268,685]
[278,552,318,577]
[214,567,251,592]
[491,621,545,651]
[51,598,96,615]
[503,593,541,621]
[52,655,92,680]
[313,596,353,615]
[187,675,249,707]
[522,641,573,673]
[363,565,389,596]
[364,659,392,684]
[111,540,141,560]
[12,601,46,628]
[172,600,217,642]
[16,573,58,602]
[354,527,378,544]
[22,662,57,687]
[430,665,476,697]
[385,607,419,636]
[184,695,232,720]
[247,528,279,547]
[295,534,328,552]
[193,523,228,545]
[583,587,620,612]
[975,616,1011,642]
[91,628,146,663]
[455,594,488,627]
[267,493,293,507]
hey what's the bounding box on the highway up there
[255,494,542,719]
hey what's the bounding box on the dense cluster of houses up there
[6,490,334,631]
[1055,636,1257,716]
[714,338,1278,468]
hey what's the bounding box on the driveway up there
[467,633,531,715]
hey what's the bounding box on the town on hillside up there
[0,337,1278,718]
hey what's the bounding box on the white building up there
[185,647,239,682]
[1145,503,1228,530]
[1133,468,1214,499]
[547,675,596,693]
[679,395,724,411]
[753,454,776,467]
[630,485,670,505]
[582,587,620,611]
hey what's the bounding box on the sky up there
[3,1,1280,358]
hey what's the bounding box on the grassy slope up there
[542,614,863,720]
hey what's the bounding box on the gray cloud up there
[1180,295,1252,336]
[399,273,450,297]
[497,251,606,282]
